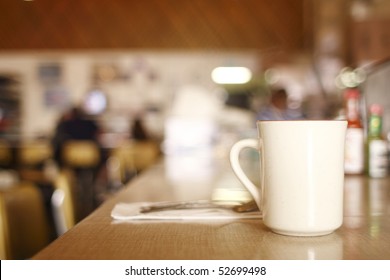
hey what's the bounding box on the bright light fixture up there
[211,67,252,84]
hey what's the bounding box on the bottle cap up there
[370,104,383,115]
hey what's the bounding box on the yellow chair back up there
[62,141,100,168]
[18,141,52,166]
[110,140,160,183]
[51,169,77,236]
[0,182,51,259]
[0,140,12,166]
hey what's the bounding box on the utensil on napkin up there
[111,200,261,220]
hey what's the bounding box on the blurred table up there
[33,153,390,260]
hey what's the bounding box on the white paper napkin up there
[111,202,262,221]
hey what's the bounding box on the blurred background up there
[1,0,390,259]
[2,0,390,142]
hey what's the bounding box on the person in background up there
[51,106,106,217]
[51,108,73,167]
[256,88,304,121]
[130,115,150,141]
[52,106,103,166]
[62,106,101,142]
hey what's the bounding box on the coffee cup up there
[230,120,347,236]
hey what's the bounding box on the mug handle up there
[229,138,262,209]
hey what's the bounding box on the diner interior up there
[1,0,390,260]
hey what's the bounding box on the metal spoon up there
[139,200,259,214]
[232,200,259,213]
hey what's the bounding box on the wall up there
[0,51,260,140]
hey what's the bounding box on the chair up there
[61,140,100,168]
[61,140,101,219]
[51,169,77,236]
[0,181,52,259]
[132,141,161,171]
[0,140,12,168]
[111,140,160,184]
[109,141,137,185]
[18,141,52,166]
[17,140,53,184]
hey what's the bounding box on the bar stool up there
[0,140,12,168]
[109,141,137,186]
[61,140,101,219]
[0,182,52,259]
[111,140,160,183]
[51,169,77,236]
[132,141,160,171]
[17,140,53,184]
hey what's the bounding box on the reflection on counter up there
[258,233,343,260]
[368,178,389,238]
[343,176,367,229]
[343,175,390,235]
[368,178,388,216]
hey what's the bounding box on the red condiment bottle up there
[344,88,364,175]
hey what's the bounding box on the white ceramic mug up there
[230,120,347,236]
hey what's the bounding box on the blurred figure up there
[130,116,150,141]
[51,108,73,167]
[52,106,102,166]
[51,106,105,218]
[62,106,101,142]
[257,88,303,121]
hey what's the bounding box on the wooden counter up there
[33,154,390,260]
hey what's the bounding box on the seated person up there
[52,106,103,167]
[257,88,304,121]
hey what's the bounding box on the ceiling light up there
[211,67,252,84]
